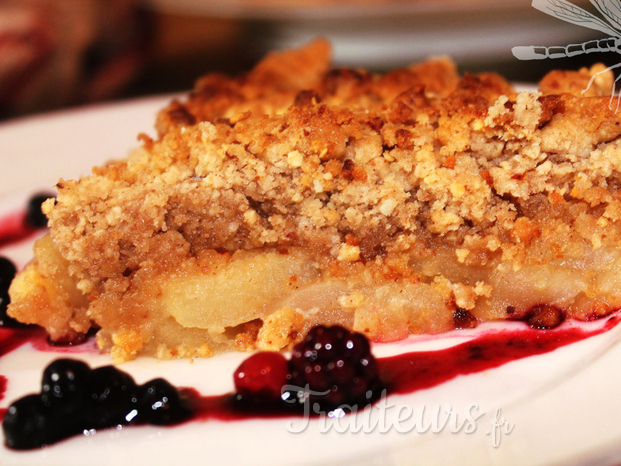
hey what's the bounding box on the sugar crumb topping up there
[42,40,621,301]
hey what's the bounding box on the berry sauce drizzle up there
[0,375,5,425]
[381,315,619,395]
[0,327,95,362]
[0,211,40,249]
[0,313,618,449]
[0,327,42,360]
[0,316,619,416]
[180,315,620,422]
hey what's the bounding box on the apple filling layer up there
[8,40,621,362]
[9,234,621,363]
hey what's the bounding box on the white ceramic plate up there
[2,96,621,466]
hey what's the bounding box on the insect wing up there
[590,0,621,31]
[532,0,620,36]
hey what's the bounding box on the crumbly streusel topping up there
[44,39,621,295]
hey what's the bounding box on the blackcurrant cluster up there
[0,256,18,327]
[2,359,192,450]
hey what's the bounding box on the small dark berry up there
[234,351,289,404]
[0,290,15,327]
[454,308,478,329]
[0,257,20,327]
[2,394,69,450]
[24,193,53,229]
[41,359,91,414]
[136,378,191,425]
[527,304,565,329]
[0,256,17,290]
[84,366,138,428]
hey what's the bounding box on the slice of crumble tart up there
[8,40,621,363]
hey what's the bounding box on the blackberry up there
[285,325,382,410]
[234,351,289,404]
[0,256,18,327]
[24,193,53,229]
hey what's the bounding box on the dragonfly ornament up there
[512,0,621,109]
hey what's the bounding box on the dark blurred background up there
[0,0,616,119]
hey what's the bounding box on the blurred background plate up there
[144,0,605,73]
[148,0,549,20]
[0,0,612,119]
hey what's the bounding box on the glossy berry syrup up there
[183,316,621,422]
[0,316,619,449]
[380,318,618,395]
[0,212,39,249]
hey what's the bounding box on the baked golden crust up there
[9,40,621,362]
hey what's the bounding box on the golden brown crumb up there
[9,40,621,362]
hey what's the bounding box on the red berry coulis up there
[182,315,621,422]
[0,211,39,249]
[0,310,619,449]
